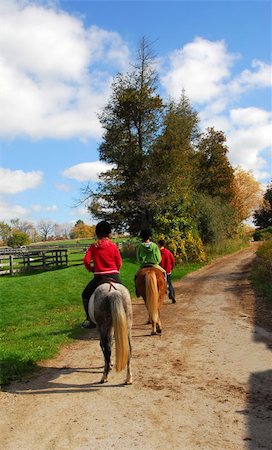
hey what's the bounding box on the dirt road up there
[1,244,272,450]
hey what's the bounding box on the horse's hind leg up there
[100,335,112,383]
[151,320,157,335]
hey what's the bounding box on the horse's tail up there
[145,271,159,323]
[110,292,129,372]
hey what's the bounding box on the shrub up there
[7,231,30,247]
[157,229,206,263]
[253,226,272,241]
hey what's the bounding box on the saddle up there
[96,276,122,291]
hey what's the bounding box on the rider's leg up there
[81,278,99,327]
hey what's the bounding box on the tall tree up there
[150,91,200,208]
[150,92,206,258]
[86,38,164,233]
[195,127,235,202]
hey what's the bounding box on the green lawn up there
[0,257,204,385]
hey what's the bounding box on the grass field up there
[0,256,203,385]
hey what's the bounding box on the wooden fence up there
[0,249,68,276]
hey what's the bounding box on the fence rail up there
[0,249,68,275]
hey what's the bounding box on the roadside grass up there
[251,240,272,302]
[0,236,250,386]
[204,236,249,260]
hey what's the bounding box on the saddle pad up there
[88,292,96,324]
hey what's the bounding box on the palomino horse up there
[136,267,166,335]
[88,282,133,384]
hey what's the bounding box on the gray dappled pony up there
[88,282,133,384]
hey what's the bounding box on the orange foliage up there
[231,167,263,222]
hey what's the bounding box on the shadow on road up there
[246,254,272,449]
[3,364,129,395]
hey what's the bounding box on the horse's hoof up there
[151,331,156,335]
[100,378,108,384]
[125,379,133,385]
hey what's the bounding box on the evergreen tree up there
[150,91,200,208]
[87,38,164,233]
[195,127,235,202]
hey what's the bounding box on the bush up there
[157,229,206,263]
[253,226,272,241]
[7,231,30,247]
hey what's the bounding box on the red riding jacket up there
[159,247,175,275]
[83,238,122,275]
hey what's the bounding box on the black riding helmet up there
[96,221,112,238]
[139,229,152,241]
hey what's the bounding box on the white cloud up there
[0,0,130,140]
[31,203,58,212]
[162,37,271,184]
[229,107,271,127]
[227,107,272,180]
[54,183,72,192]
[45,204,58,211]
[229,60,272,95]
[62,161,112,182]
[0,168,43,194]
[0,198,29,220]
[161,37,271,106]
[161,37,236,103]
[200,107,272,181]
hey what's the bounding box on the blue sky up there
[0,0,271,229]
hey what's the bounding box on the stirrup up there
[81,320,96,329]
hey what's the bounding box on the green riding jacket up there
[137,242,162,267]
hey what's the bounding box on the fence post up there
[9,255,14,276]
[42,251,46,268]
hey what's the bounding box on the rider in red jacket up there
[81,221,123,328]
[158,239,176,303]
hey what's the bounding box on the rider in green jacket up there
[135,229,166,296]
[136,230,162,267]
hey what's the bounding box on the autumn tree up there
[10,218,37,241]
[7,230,30,247]
[70,221,96,239]
[0,221,11,245]
[231,167,263,223]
